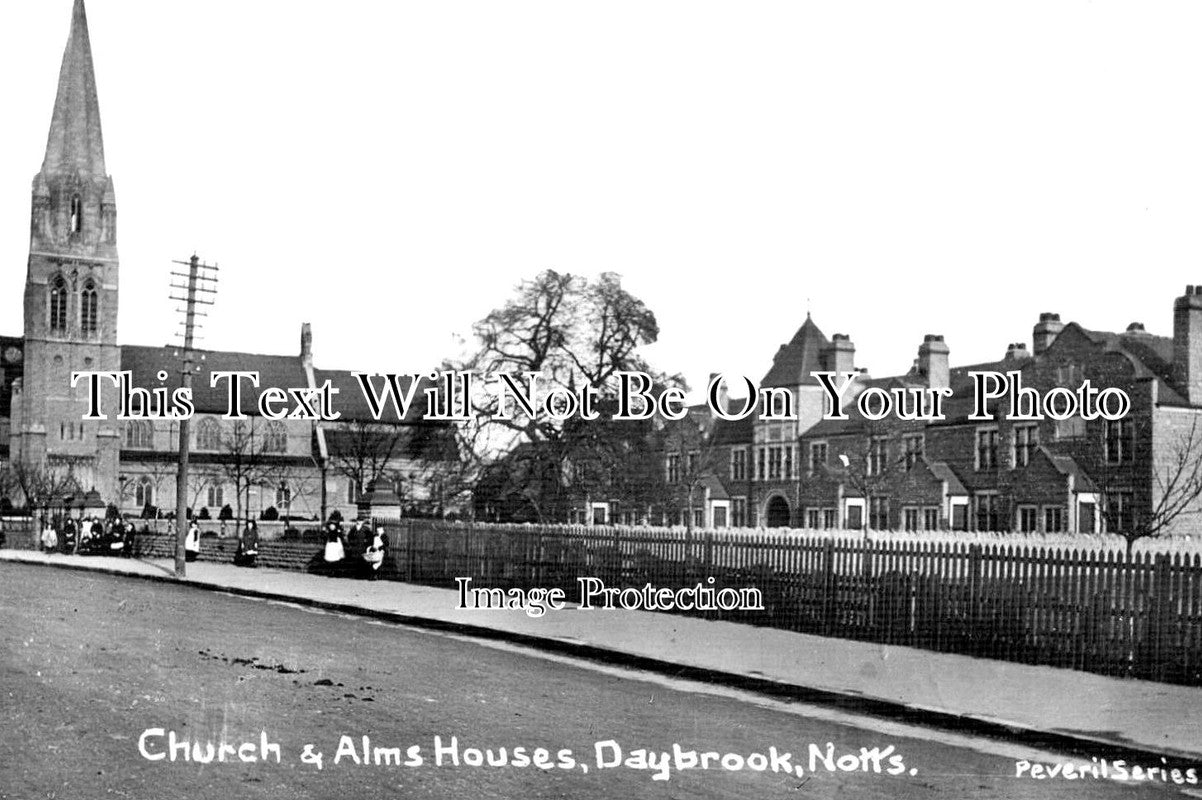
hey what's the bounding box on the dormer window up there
[70,194,82,234]
[80,279,98,336]
[49,275,68,332]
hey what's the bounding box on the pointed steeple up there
[761,316,831,388]
[41,0,107,180]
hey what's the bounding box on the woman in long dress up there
[234,520,259,567]
[322,521,346,573]
[40,518,58,552]
[185,521,201,562]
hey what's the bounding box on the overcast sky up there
[1,1,1200,395]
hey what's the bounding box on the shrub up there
[261,506,279,521]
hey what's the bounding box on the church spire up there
[41,0,107,180]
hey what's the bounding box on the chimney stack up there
[1004,342,1030,361]
[708,372,729,413]
[300,322,313,370]
[1173,286,1202,404]
[1032,312,1064,356]
[821,333,856,375]
[917,334,950,390]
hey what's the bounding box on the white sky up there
[2,1,1201,397]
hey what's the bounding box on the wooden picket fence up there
[382,521,1202,686]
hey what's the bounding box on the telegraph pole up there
[170,255,218,577]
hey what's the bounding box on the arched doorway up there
[765,496,791,528]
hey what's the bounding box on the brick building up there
[674,290,1202,539]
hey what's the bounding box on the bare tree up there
[831,420,905,533]
[263,461,321,526]
[661,409,727,532]
[326,420,405,501]
[118,462,176,525]
[212,420,273,525]
[1077,414,1202,554]
[0,462,21,511]
[11,461,74,517]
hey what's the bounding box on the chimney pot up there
[821,332,855,374]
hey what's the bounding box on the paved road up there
[0,563,1191,799]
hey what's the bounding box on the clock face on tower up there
[3,346,21,364]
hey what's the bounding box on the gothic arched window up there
[49,275,68,332]
[196,418,223,451]
[135,478,153,508]
[262,421,287,453]
[80,279,98,337]
[125,420,153,449]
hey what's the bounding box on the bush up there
[198,507,211,520]
[261,506,279,521]
[219,504,233,521]
[141,503,157,519]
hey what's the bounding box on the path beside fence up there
[3,548,1202,764]
[385,521,1202,686]
[9,518,1202,686]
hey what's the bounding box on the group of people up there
[321,518,389,580]
[39,516,137,557]
[36,513,387,579]
[181,519,260,567]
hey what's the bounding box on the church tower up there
[12,0,121,504]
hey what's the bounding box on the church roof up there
[119,345,437,424]
[41,0,107,181]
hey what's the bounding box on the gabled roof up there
[927,460,967,495]
[711,415,754,447]
[312,369,434,424]
[324,423,458,462]
[761,314,830,388]
[42,0,107,181]
[1045,450,1097,492]
[802,352,1035,438]
[120,345,437,424]
[697,473,730,501]
[1050,322,1188,406]
[122,345,307,417]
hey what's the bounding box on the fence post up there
[1151,553,1173,683]
[405,520,414,583]
[823,538,836,636]
[968,544,982,653]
